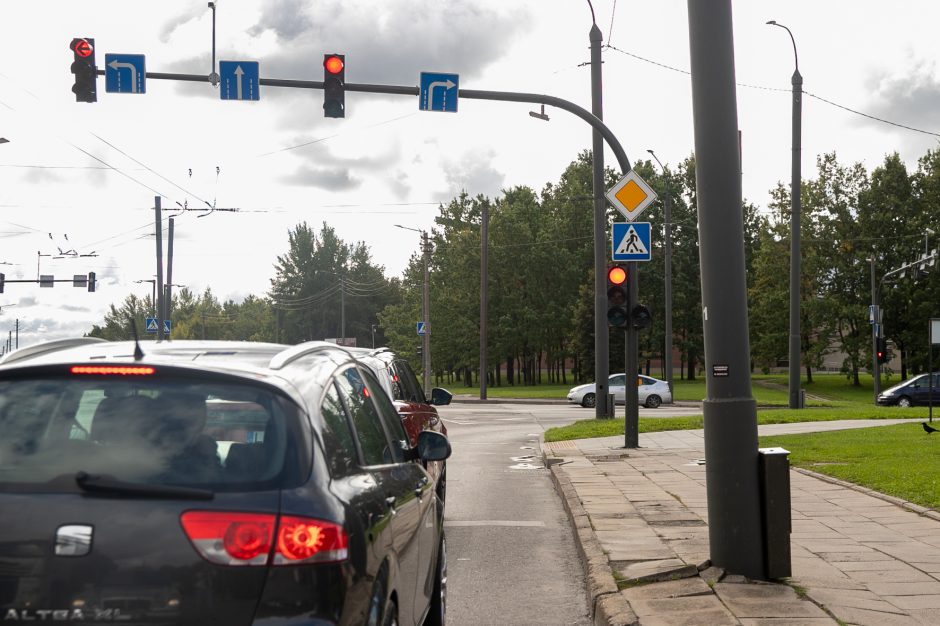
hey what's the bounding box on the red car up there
[349,347,452,504]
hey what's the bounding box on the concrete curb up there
[542,442,639,626]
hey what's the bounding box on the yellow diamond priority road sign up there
[606,170,658,222]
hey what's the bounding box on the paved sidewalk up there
[543,419,940,625]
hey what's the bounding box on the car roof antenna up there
[128,316,145,361]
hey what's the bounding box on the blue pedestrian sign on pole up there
[419,72,458,112]
[145,317,159,333]
[416,321,428,336]
[219,61,260,101]
[105,54,146,94]
[163,320,172,334]
[612,222,652,262]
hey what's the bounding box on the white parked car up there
[567,374,672,409]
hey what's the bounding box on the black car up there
[877,372,940,407]
[347,348,451,505]
[0,338,450,626]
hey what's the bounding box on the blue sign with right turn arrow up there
[419,72,459,112]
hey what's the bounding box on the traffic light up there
[877,337,889,364]
[0,273,4,293]
[416,344,423,361]
[70,37,98,103]
[323,54,345,118]
[87,272,96,293]
[631,304,652,330]
[606,265,628,327]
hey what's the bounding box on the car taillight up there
[180,511,348,566]
[274,516,348,564]
[70,365,155,375]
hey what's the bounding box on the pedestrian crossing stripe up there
[615,225,649,255]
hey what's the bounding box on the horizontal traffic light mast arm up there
[98,70,632,172]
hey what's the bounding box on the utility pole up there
[154,196,166,343]
[768,20,803,409]
[165,217,175,340]
[340,276,345,341]
[480,202,489,400]
[590,22,610,419]
[871,258,880,401]
[422,230,432,398]
[648,150,674,400]
[688,0,765,579]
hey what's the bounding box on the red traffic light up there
[71,38,94,58]
[607,266,627,285]
[324,55,344,75]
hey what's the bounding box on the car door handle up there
[415,477,429,499]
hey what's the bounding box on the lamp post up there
[767,19,803,409]
[647,150,673,400]
[134,279,157,316]
[395,224,432,397]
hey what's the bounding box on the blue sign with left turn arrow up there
[105,54,146,94]
[219,61,260,101]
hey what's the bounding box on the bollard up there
[607,394,616,419]
[758,447,792,579]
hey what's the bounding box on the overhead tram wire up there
[603,44,940,138]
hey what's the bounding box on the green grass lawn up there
[759,422,940,510]
[543,405,922,442]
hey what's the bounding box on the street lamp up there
[395,224,432,397]
[134,279,157,316]
[767,19,803,409]
[647,150,673,401]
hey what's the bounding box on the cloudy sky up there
[2,0,939,346]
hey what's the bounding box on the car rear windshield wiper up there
[75,471,214,500]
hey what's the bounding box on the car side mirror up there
[416,430,451,462]
[429,387,453,406]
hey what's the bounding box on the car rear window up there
[0,374,307,492]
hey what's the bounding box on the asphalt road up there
[437,401,702,624]
[438,402,593,626]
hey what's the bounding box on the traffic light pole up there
[95,70,633,175]
[590,24,610,420]
[625,264,639,447]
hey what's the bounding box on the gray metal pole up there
[590,24,609,419]
[625,265,639,447]
[687,0,766,579]
[769,21,803,409]
[789,66,803,408]
[154,196,165,343]
[649,151,674,400]
[423,231,432,398]
[871,258,880,403]
[166,217,174,341]
[340,277,345,341]
[480,202,489,400]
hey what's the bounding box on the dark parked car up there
[877,372,940,407]
[348,348,451,505]
[0,338,450,626]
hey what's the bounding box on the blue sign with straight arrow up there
[219,61,260,101]
[105,54,146,94]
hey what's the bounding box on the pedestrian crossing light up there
[323,54,345,118]
[877,337,888,364]
[70,37,98,103]
[606,265,629,328]
[631,304,652,330]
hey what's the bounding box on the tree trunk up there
[805,364,813,384]
[507,356,514,385]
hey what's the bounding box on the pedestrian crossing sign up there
[612,222,651,262]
